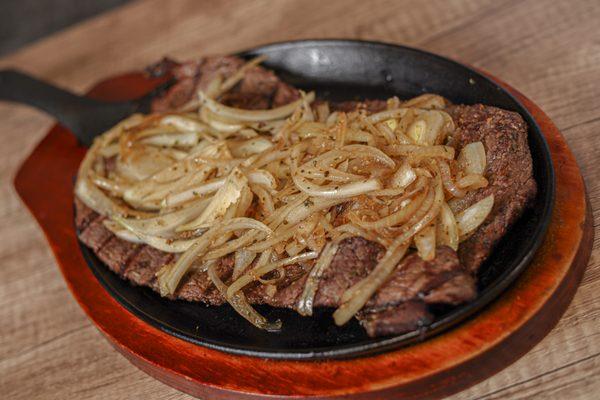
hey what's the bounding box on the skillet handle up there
[0,69,132,146]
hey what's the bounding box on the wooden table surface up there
[1,0,599,398]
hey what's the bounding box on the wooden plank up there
[0,0,599,398]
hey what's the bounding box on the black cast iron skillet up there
[1,40,555,360]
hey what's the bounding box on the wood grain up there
[11,69,591,399]
[1,0,599,399]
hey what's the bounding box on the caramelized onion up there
[414,223,436,261]
[207,261,281,331]
[226,251,318,299]
[385,144,455,162]
[390,160,417,189]
[199,90,315,122]
[456,174,488,190]
[351,186,429,229]
[114,198,210,236]
[438,160,466,198]
[436,202,459,250]
[157,218,273,295]
[113,216,197,253]
[292,173,381,198]
[229,137,273,158]
[457,141,486,175]
[402,94,447,109]
[77,85,493,330]
[456,194,494,241]
[233,249,257,280]
[341,144,396,168]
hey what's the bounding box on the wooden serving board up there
[13,71,592,400]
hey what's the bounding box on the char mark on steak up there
[74,56,536,337]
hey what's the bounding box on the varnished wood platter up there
[13,68,592,399]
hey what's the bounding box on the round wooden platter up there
[13,71,592,400]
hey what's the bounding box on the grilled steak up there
[75,56,536,337]
[150,56,300,112]
[448,105,537,272]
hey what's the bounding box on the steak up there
[448,105,537,272]
[75,208,476,334]
[150,56,300,111]
[74,56,536,337]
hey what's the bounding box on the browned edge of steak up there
[74,55,535,337]
[448,105,537,273]
[149,56,300,112]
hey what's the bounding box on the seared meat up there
[78,215,112,252]
[74,56,535,337]
[269,240,474,308]
[76,214,475,329]
[358,301,433,337]
[174,256,233,305]
[97,236,140,275]
[448,105,537,272]
[366,247,474,308]
[150,56,299,112]
[124,246,173,290]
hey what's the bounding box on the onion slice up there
[233,249,257,280]
[292,173,381,198]
[103,220,145,244]
[385,144,455,162]
[199,90,315,122]
[175,168,248,230]
[403,94,447,109]
[207,261,281,331]
[113,216,196,253]
[351,183,429,229]
[226,251,318,299]
[390,160,417,189]
[229,137,274,158]
[163,177,226,209]
[406,110,445,146]
[456,174,488,190]
[436,202,459,250]
[414,223,436,261]
[438,160,466,198]
[458,141,487,176]
[297,241,339,316]
[456,194,494,241]
[341,144,395,168]
[160,115,209,133]
[114,198,210,236]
